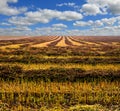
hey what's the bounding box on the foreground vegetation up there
[0,36,120,110]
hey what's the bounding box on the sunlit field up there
[0,36,120,111]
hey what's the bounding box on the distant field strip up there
[71,37,120,46]
[31,36,61,47]
[70,37,100,46]
[94,42,119,46]
[67,36,82,46]
[56,37,69,47]
[112,42,120,45]
[99,42,112,46]
[47,36,63,46]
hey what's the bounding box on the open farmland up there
[0,36,120,111]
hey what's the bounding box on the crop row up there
[48,36,63,47]
[0,46,120,56]
[0,55,120,64]
[0,65,120,82]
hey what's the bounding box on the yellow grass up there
[3,54,119,59]
[83,41,100,46]
[23,63,120,71]
[1,80,119,93]
[1,63,120,71]
[67,36,82,46]
[38,55,120,59]
[0,44,22,49]
[99,42,110,45]
[56,37,68,47]
[69,37,80,42]
[70,37,100,46]
[31,36,61,47]
[112,42,120,45]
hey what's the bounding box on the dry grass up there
[67,36,82,46]
[0,36,120,111]
[0,44,22,49]
[99,42,110,46]
[83,41,100,46]
[70,37,100,46]
[1,62,120,71]
[56,37,68,47]
[31,36,61,47]
[1,80,119,93]
[112,42,120,45]
[0,81,119,110]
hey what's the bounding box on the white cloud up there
[82,0,120,15]
[101,18,116,26]
[56,2,76,7]
[0,0,27,16]
[8,16,34,26]
[87,0,108,6]
[26,9,83,22]
[33,23,67,35]
[108,1,120,15]
[0,26,31,36]
[67,26,120,36]
[6,15,120,36]
[34,27,66,35]
[52,23,67,28]
[81,4,101,15]
[72,15,120,35]
[1,0,120,36]
[58,11,83,21]
[118,21,120,25]
[58,26,120,36]
[73,20,93,27]
[73,16,120,28]
[90,26,120,36]
[0,22,11,26]
[14,26,31,31]
[1,24,120,36]
[94,20,103,27]
[56,2,80,11]
[8,9,83,26]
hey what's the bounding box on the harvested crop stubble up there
[67,36,82,46]
[31,36,61,47]
[70,36,100,46]
[0,36,120,111]
[0,44,23,49]
[56,37,69,47]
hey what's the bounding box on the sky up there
[0,0,120,36]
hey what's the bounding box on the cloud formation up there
[81,0,120,15]
[0,0,120,36]
[0,0,27,16]
[8,9,83,26]
[81,4,102,15]
[74,16,120,26]
[52,23,67,28]
[56,3,76,7]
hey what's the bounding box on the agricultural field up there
[0,36,120,111]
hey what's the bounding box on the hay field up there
[0,36,120,111]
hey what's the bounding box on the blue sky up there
[0,0,120,36]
